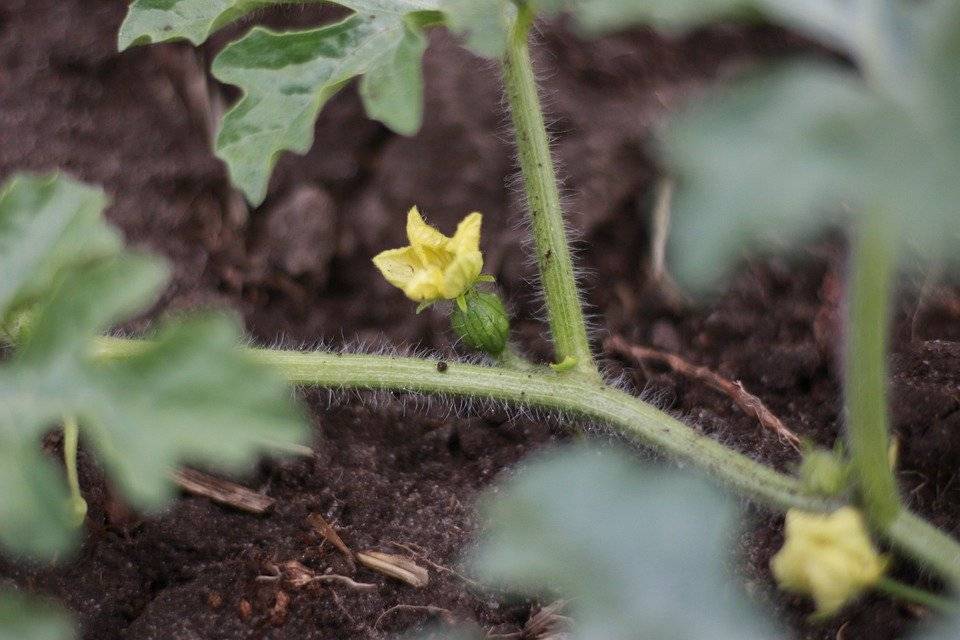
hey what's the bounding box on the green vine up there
[92,335,960,586]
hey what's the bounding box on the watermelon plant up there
[3,0,960,637]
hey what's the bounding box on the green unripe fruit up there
[451,291,509,356]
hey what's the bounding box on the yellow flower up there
[771,507,887,617]
[373,207,484,302]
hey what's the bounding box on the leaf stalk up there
[501,6,597,377]
[62,416,87,526]
[844,213,901,527]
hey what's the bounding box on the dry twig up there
[645,177,689,309]
[308,513,355,560]
[649,178,674,284]
[170,468,274,514]
[605,335,801,451]
[357,551,429,588]
[312,574,377,591]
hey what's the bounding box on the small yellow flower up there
[373,207,484,303]
[771,507,887,617]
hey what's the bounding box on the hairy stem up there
[875,577,959,615]
[93,336,960,586]
[62,416,87,526]
[844,214,901,527]
[94,336,825,510]
[501,6,596,376]
[888,511,960,588]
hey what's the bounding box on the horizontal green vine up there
[94,337,825,508]
[93,335,960,587]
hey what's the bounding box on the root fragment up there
[258,560,376,591]
[388,540,483,589]
[606,335,801,451]
[374,604,456,629]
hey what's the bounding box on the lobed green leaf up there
[921,0,960,130]
[541,0,922,110]
[211,9,434,203]
[118,0,315,49]
[662,63,878,290]
[440,0,512,58]
[83,313,307,507]
[471,445,778,640]
[119,0,521,204]
[0,174,309,556]
[0,443,76,558]
[918,616,960,640]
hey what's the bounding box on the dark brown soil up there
[2,1,959,639]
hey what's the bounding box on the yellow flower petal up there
[405,207,447,247]
[373,207,486,303]
[372,247,420,291]
[441,249,483,299]
[404,265,446,302]
[449,212,482,253]
[771,507,887,617]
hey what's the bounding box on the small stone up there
[252,185,337,285]
[270,590,291,626]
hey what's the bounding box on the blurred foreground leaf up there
[0,175,119,318]
[918,615,960,640]
[0,591,74,640]
[0,174,308,557]
[536,0,754,35]
[662,0,960,290]
[471,445,778,640]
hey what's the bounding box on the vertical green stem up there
[844,214,900,527]
[502,5,597,377]
[63,416,87,526]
